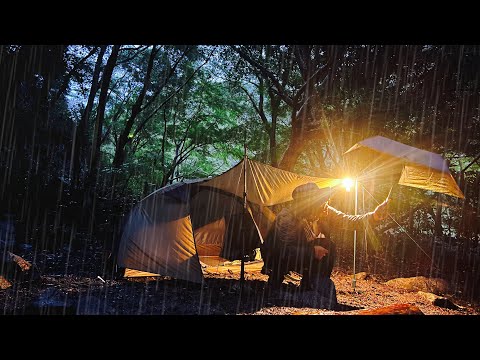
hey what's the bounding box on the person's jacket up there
[263,203,378,262]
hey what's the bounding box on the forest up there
[1,45,479,315]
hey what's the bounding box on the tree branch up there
[232,45,294,107]
[51,46,99,107]
[239,85,270,132]
[133,49,214,138]
[117,46,149,64]
[140,46,193,113]
[462,152,480,173]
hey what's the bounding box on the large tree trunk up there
[72,45,106,188]
[278,135,305,171]
[268,129,277,167]
[237,45,333,171]
[278,105,313,171]
[88,45,120,186]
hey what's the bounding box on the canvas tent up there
[344,136,464,199]
[117,159,342,283]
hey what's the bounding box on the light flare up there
[342,177,353,192]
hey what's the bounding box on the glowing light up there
[343,178,353,192]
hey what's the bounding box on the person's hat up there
[291,182,330,201]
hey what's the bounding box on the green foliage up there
[98,54,258,194]
[24,44,478,244]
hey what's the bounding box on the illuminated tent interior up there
[117,159,342,283]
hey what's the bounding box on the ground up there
[1,243,479,315]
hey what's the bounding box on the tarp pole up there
[240,137,247,288]
[363,185,368,270]
[352,178,358,290]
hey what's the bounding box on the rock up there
[0,276,12,290]
[355,272,368,280]
[7,252,31,271]
[417,291,439,303]
[385,276,448,295]
[433,298,461,310]
[358,303,424,315]
[417,291,460,310]
[0,251,40,284]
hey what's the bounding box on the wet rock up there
[7,252,31,272]
[385,276,448,295]
[417,291,460,310]
[0,276,12,290]
[358,303,424,315]
[0,251,41,284]
[355,272,369,280]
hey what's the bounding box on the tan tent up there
[117,159,342,283]
[344,136,464,199]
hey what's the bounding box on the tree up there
[234,45,341,171]
[111,46,213,171]
[88,45,120,186]
[71,45,107,188]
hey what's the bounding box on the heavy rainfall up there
[1,45,479,315]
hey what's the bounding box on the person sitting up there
[261,182,390,292]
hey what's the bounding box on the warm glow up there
[343,178,353,192]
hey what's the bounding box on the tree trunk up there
[72,45,106,188]
[268,93,279,167]
[408,206,415,234]
[268,130,277,167]
[279,46,336,171]
[88,45,120,186]
[112,46,157,169]
[278,110,310,171]
[235,45,333,172]
[278,135,305,171]
[434,194,443,238]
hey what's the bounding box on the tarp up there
[344,136,464,198]
[117,159,342,283]
[201,159,342,206]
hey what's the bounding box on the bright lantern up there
[343,178,353,192]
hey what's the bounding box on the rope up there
[361,184,433,261]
